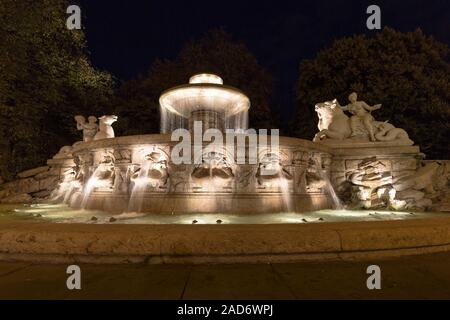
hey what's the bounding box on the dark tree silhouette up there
[0,0,114,180]
[292,27,450,159]
[113,29,276,136]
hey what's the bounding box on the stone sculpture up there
[373,121,411,142]
[192,151,234,181]
[168,164,191,192]
[91,151,116,189]
[313,96,413,145]
[113,166,131,194]
[94,115,118,140]
[131,152,169,189]
[346,157,393,209]
[305,170,327,191]
[338,156,449,211]
[341,92,382,141]
[256,153,292,187]
[75,115,98,142]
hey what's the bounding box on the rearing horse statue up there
[313,99,352,141]
[313,99,413,145]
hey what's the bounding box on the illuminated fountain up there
[160,73,250,133]
[1,74,449,265]
[52,74,333,214]
[12,74,445,216]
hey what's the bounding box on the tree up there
[292,27,450,159]
[0,0,114,180]
[113,29,276,136]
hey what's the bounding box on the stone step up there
[17,166,49,179]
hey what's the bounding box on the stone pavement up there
[0,252,449,299]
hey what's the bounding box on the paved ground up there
[0,252,450,299]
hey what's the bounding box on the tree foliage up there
[0,0,114,179]
[113,29,276,136]
[292,27,450,159]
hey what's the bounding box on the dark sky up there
[78,0,450,123]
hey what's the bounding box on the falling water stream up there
[80,166,102,209]
[127,162,152,212]
[50,180,73,204]
[225,110,249,133]
[312,158,343,209]
[62,182,78,204]
[278,176,292,212]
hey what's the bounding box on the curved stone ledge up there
[0,216,449,264]
[61,134,335,214]
[79,193,330,214]
[71,134,332,153]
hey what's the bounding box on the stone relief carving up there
[91,151,116,190]
[391,162,445,210]
[256,152,292,188]
[113,166,131,194]
[346,157,394,208]
[49,167,78,202]
[73,153,93,186]
[292,150,310,166]
[130,151,169,190]
[236,165,256,192]
[305,170,327,192]
[341,92,382,141]
[191,151,234,181]
[113,149,132,164]
[168,164,191,193]
[291,150,311,193]
[339,156,450,211]
[94,115,118,140]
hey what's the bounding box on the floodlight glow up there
[159,74,250,118]
[189,73,224,85]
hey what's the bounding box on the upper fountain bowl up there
[159,73,250,119]
[189,73,224,85]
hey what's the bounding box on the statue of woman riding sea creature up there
[313,93,413,146]
[341,92,382,141]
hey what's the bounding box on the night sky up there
[78,0,450,122]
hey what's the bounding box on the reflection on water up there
[0,203,446,225]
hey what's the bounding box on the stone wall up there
[0,136,333,214]
[0,139,448,213]
[0,146,75,204]
[422,160,450,212]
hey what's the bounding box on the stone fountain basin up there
[159,83,250,118]
[1,204,450,264]
[65,134,333,214]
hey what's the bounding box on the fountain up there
[310,155,343,210]
[0,75,449,265]
[1,76,448,215]
[44,74,332,214]
[160,73,250,133]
